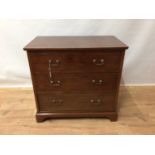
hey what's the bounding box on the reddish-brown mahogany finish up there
[24,36,128,122]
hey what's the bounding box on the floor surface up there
[0,86,155,134]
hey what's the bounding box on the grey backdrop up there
[0,19,155,86]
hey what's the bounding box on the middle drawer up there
[33,72,118,93]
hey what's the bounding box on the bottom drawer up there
[37,93,116,112]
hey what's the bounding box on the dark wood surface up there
[25,36,128,122]
[33,72,118,92]
[24,36,128,50]
[28,50,123,73]
[38,92,115,113]
[36,112,117,122]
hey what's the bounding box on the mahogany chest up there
[24,36,128,122]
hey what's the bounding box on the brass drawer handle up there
[50,59,60,66]
[50,80,61,87]
[51,99,63,105]
[90,99,102,105]
[48,60,61,86]
[92,79,103,85]
[93,59,104,66]
[48,60,53,79]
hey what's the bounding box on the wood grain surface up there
[24,36,128,50]
[0,86,155,134]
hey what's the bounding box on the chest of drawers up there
[24,36,128,122]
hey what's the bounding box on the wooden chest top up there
[24,36,128,50]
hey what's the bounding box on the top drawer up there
[28,50,123,73]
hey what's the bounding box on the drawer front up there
[33,72,118,93]
[28,51,122,73]
[37,93,115,112]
